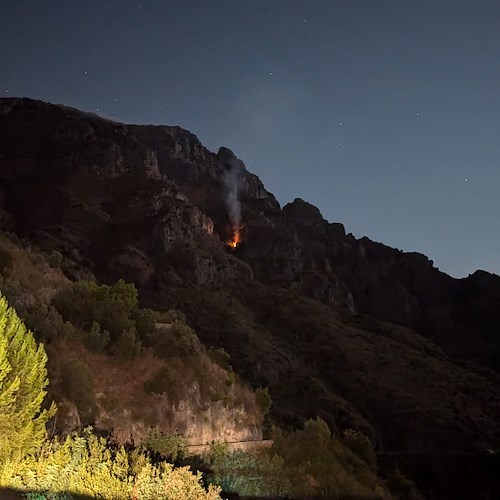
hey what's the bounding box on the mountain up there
[1,97,499,495]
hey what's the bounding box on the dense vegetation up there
[0,290,221,499]
[207,419,388,498]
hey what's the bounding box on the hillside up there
[0,97,499,497]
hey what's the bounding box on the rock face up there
[1,98,499,464]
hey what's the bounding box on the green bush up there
[255,387,272,416]
[132,308,158,339]
[155,309,186,324]
[111,326,142,359]
[148,320,202,358]
[52,279,137,340]
[60,360,98,426]
[143,431,187,462]
[0,429,221,499]
[48,250,64,268]
[208,347,232,371]
[84,320,110,353]
[207,419,384,498]
[268,418,384,498]
[208,447,289,498]
[25,305,76,342]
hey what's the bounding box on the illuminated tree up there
[0,294,56,463]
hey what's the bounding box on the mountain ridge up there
[1,98,499,495]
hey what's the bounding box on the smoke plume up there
[223,164,242,230]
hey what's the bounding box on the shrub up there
[132,308,158,339]
[111,326,142,359]
[208,443,290,497]
[143,431,187,462]
[255,387,272,416]
[0,429,221,499]
[208,347,232,371]
[269,418,384,498]
[148,321,202,359]
[48,250,63,268]
[156,309,187,324]
[60,360,98,426]
[25,304,76,342]
[84,320,110,353]
[52,279,137,339]
[342,428,377,470]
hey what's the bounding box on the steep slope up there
[0,98,499,468]
[0,232,262,448]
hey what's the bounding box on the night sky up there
[2,0,500,278]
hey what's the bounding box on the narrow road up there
[186,439,273,455]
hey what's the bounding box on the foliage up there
[255,387,272,416]
[147,320,202,358]
[342,428,377,470]
[84,320,110,353]
[47,250,64,268]
[155,309,187,324]
[208,347,232,371]
[0,294,56,464]
[52,279,137,340]
[0,428,221,499]
[51,280,192,361]
[209,444,289,497]
[25,305,76,342]
[143,364,185,405]
[132,308,158,339]
[208,418,386,499]
[60,360,97,426]
[143,431,187,462]
[271,418,384,498]
[111,326,142,359]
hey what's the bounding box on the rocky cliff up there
[1,98,499,466]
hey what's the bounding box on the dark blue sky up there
[3,0,500,277]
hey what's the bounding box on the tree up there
[0,293,56,463]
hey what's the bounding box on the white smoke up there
[223,164,242,230]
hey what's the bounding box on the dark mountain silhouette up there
[1,97,499,495]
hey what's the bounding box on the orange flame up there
[227,227,242,248]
